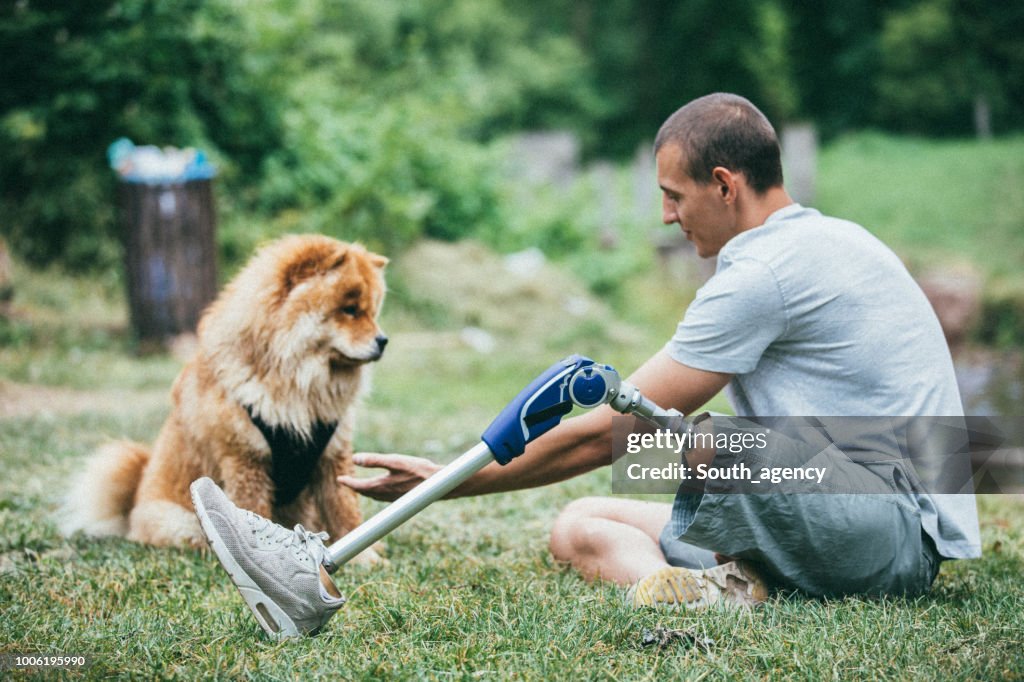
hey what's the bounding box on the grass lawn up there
[817,133,1024,283]
[2,242,1023,681]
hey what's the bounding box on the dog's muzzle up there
[330,334,388,368]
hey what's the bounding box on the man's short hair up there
[654,93,783,194]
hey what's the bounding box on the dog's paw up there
[128,500,207,549]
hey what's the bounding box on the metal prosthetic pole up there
[322,443,493,570]
[322,354,686,572]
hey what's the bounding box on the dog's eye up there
[340,305,361,318]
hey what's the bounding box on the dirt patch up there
[0,381,168,420]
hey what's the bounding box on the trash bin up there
[108,139,218,350]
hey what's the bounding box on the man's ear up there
[712,166,737,204]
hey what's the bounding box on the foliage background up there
[2,3,1023,678]
[2,0,1023,271]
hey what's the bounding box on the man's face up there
[656,143,735,258]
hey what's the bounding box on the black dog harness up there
[245,406,338,506]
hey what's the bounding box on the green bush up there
[245,0,596,256]
[0,0,283,270]
[1,0,597,271]
[976,287,1024,348]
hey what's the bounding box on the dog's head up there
[197,235,389,417]
[265,235,389,370]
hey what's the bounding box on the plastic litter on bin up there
[107,138,216,184]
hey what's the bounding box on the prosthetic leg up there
[322,354,685,571]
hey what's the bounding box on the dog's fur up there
[63,235,388,556]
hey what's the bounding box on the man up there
[191,93,980,638]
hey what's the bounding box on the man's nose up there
[662,196,677,224]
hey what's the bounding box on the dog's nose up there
[375,334,389,352]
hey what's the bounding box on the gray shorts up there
[658,419,942,598]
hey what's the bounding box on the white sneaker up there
[190,477,344,639]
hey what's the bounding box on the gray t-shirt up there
[665,203,981,559]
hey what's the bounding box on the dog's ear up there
[281,243,344,291]
[282,256,321,291]
[369,254,388,269]
[327,251,348,270]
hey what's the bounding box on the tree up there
[0,0,282,268]
[524,0,798,158]
[0,0,599,268]
[243,0,600,253]
[952,0,1024,135]
[876,0,979,135]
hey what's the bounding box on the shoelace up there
[284,524,329,551]
[247,511,328,558]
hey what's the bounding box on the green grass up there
[0,264,180,389]
[818,133,1024,346]
[817,133,1024,282]
[3,132,1024,679]
[2,244,1023,680]
[1,409,1022,679]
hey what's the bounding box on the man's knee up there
[549,496,611,562]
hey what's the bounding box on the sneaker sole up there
[628,561,768,610]
[627,567,714,609]
[191,488,300,640]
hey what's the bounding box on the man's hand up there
[338,453,442,501]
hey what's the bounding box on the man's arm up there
[339,350,731,500]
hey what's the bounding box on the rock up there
[917,266,983,349]
[506,131,579,188]
[459,327,496,354]
[503,248,546,278]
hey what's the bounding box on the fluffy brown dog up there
[63,234,387,557]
